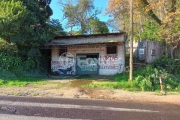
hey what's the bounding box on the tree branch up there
[140,0,162,25]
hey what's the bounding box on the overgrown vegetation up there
[0,0,63,78]
[84,56,180,92]
[115,56,180,92]
[0,44,46,78]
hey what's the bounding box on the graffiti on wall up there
[51,61,61,70]
[99,55,123,71]
[51,61,75,75]
[58,66,75,75]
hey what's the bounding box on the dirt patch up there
[0,79,180,105]
[70,80,93,87]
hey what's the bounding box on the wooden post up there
[129,0,134,81]
[159,77,163,91]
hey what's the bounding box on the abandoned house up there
[46,33,127,76]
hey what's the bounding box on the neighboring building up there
[46,33,126,76]
[126,40,163,63]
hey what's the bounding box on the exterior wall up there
[125,40,163,63]
[145,41,163,63]
[98,44,124,75]
[51,43,125,75]
[51,46,62,73]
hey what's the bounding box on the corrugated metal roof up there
[46,32,126,46]
[54,32,126,39]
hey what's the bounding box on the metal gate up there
[76,54,99,75]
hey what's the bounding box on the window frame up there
[59,47,67,56]
[106,45,117,54]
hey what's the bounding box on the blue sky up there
[50,0,110,31]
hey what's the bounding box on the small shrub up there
[152,56,180,75]
[114,58,180,92]
[140,78,152,91]
[134,75,144,85]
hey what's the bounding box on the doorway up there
[76,53,99,75]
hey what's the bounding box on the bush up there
[0,44,46,78]
[152,55,180,75]
[114,57,180,92]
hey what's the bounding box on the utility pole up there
[129,0,133,81]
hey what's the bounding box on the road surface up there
[0,95,179,120]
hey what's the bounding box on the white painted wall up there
[98,44,125,75]
[51,43,125,75]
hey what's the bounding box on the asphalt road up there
[0,95,180,120]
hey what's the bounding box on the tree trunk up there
[170,44,174,59]
[129,0,134,81]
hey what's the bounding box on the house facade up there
[47,33,126,76]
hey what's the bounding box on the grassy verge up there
[0,77,46,87]
[0,56,180,93]
[0,75,179,93]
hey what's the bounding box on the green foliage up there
[60,0,100,34]
[140,21,161,41]
[87,18,109,34]
[135,76,152,91]
[114,73,129,82]
[113,56,180,92]
[152,55,180,74]
[0,0,55,47]
[48,18,66,35]
[0,0,28,42]
[0,52,21,71]
[86,81,139,91]
[0,0,57,78]
[0,77,46,87]
[0,43,45,78]
[0,44,23,77]
[70,30,81,35]
[133,65,179,92]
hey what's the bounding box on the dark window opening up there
[87,55,98,58]
[107,45,117,54]
[59,47,67,56]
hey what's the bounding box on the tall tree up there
[0,0,54,48]
[0,0,56,72]
[48,18,66,35]
[0,0,28,43]
[107,0,180,58]
[87,18,109,34]
[59,0,100,34]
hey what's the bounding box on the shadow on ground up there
[48,75,115,81]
